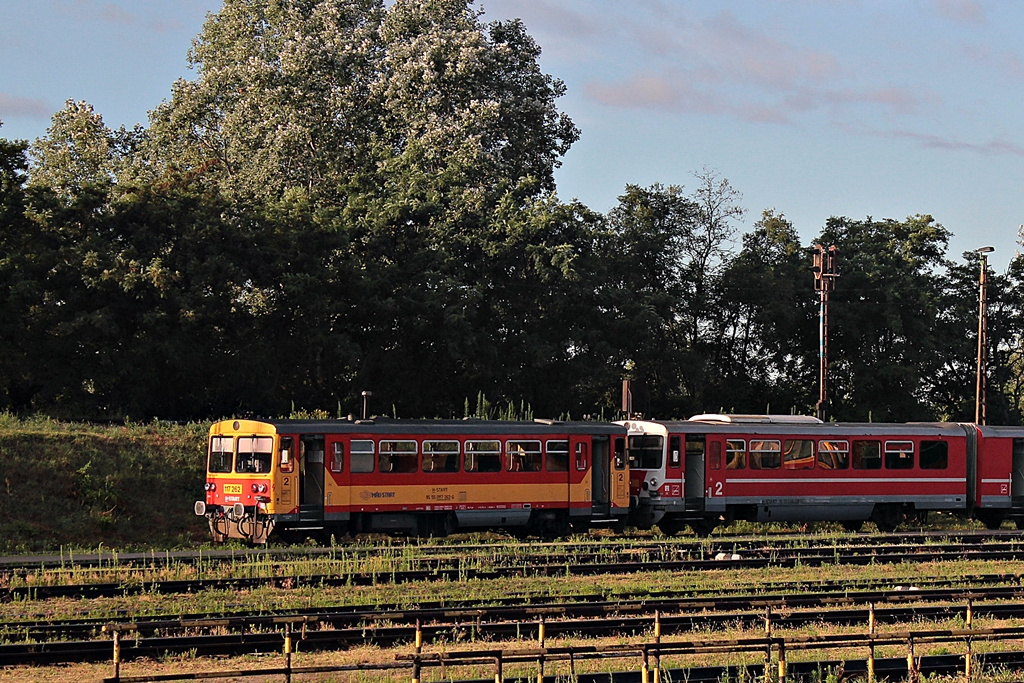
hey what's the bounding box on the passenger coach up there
[621,414,1024,535]
[195,418,629,543]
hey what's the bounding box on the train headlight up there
[204,482,216,492]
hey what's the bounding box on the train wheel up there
[976,511,1005,530]
[840,520,863,532]
[657,518,684,536]
[871,505,903,533]
[688,519,718,538]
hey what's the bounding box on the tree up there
[817,214,951,421]
[137,0,586,418]
[145,0,383,203]
[713,210,817,414]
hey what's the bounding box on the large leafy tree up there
[145,0,383,203]
[135,0,588,418]
[817,215,952,421]
[0,127,36,411]
[713,210,817,414]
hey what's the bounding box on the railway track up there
[4,580,1024,667]
[2,528,1020,575]
[6,540,1024,602]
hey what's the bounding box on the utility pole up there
[812,245,839,421]
[975,246,994,425]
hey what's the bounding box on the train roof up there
[623,416,971,438]
[212,418,626,436]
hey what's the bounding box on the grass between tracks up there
[5,554,1024,682]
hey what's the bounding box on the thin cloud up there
[0,93,51,119]
[931,0,987,25]
[65,0,183,33]
[962,44,1024,81]
[878,128,1024,157]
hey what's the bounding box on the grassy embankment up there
[0,414,209,552]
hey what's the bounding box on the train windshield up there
[236,436,273,474]
[209,436,233,473]
[628,435,664,469]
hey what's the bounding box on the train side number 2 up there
[706,482,723,497]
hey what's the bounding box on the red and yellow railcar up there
[195,418,629,543]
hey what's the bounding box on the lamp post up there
[975,246,994,425]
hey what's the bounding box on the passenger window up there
[818,440,849,469]
[919,441,948,470]
[350,440,375,473]
[330,442,344,473]
[279,436,294,473]
[885,441,915,470]
[423,441,460,473]
[748,440,781,469]
[726,440,746,470]
[209,436,233,473]
[506,440,543,472]
[852,440,881,470]
[783,440,815,470]
[380,440,418,473]
[236,436,273,474]
[546,440,569,472]
[465,440,502,472]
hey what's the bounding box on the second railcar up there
[621,415,978,535]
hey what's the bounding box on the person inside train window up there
[725,440,746,469]
[506,440,542,472]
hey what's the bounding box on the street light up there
[975,246,994,424]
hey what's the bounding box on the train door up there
[299,435,325,522]
[612,435,629,509]
[277,435,297,512]
[1013,439,1024,505]
[666,434,684,499]
[684,434,706,510]
[592,436,609,513]
[574,438,590,507]
[324,437,352,518]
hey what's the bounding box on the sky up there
[1,0,1022,272]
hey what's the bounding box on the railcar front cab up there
[195,420,288,543]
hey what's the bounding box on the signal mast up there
[812,244,839,421]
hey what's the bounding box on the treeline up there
[1,0,1022,424]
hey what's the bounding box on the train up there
[195,414,1024,543]
[622,414,1024,536]
[194,418,629,543]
